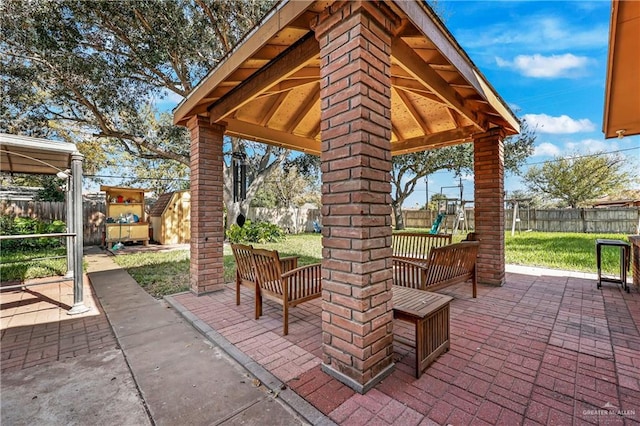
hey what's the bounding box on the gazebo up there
[173,0,519,393]
[0,133,89,315]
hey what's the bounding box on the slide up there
[429,212,446,234]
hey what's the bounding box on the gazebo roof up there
[603,0,640,139]
[174,0,519,155]
[0,133,79,175]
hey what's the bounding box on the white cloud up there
[524,113,595,134]
[565,139,617,154]
[458,16,608,53]
[496,53,589,78]
[533,142,561,157]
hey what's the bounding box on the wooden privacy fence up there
[398,207,640,234]
[2,201,638,245]
[1,200,106,246]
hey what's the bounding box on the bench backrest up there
[424,241,479,288]
[231,243,255,285]
[392,233,452,261]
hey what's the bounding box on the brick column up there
[187,116,226,295]
[313,1,398,394]
[473,129,506,286]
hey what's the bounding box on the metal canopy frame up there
[0,133,89,315]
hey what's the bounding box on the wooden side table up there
[392,286,453,378]
[596,239,631,293]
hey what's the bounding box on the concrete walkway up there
[1,248,311,425]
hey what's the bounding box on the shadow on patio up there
[167,272,640,425]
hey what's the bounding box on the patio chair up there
[230,243,298,319]
[251,248,321,335]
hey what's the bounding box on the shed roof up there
[149,192,175,217]
[174,0,519,155]
[603,0,640,139]
[0,133,79,175]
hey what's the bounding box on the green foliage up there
[226,220,285,244]
[251,165,320,208]
[523,152,633,208]
[0,247,68,282]
[391,117,536,229]
[34,176,66,201]
[1,0,275,171]
[0,216,66,250]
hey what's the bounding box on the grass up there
[3,231,633,298]
[505,231,631,273]
[112,250,190,298]
[0,247,68,282]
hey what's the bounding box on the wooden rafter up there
[391,125,476,155]
[394,87,433,134]
[208,32,319,124]
[391,38,484,131]
[259,91,289,126]
[225,118,320,154]
[286,85,319,133]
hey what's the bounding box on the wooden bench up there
[392,232,452,262]
[393,241,480,297]
[392,286,452,378]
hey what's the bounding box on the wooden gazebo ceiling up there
[174,0,520,155]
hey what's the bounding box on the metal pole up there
[68,152,90,315]
[64,175,73,278]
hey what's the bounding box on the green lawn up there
[2,231,632,298]
[0,247,68,283]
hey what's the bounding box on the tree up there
[391,118,536,229]
[1,0,284,225]
[523,152,633,208]
[252,165,320,208]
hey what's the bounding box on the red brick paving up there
[1,278,116,373]
[172,273,640,424]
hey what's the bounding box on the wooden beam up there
[394,87,433,134]
[393,0,519,134]
[264,78,317,95]
[391,125,476,155]
[208,32,319,124]
[392,38,484,131]
[225,118,320,155]
[173,0,314,125]
[259,91,289,126]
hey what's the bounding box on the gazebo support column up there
[187,117,226,295]
[473,129,506,286]
[313,1,398,394]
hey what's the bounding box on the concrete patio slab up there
[1,348,149,426]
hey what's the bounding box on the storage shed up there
[149,190,191,245]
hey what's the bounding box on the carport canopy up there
[0,132,89,315]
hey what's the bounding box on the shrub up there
[0,215,66,251]
[226,220,285,243]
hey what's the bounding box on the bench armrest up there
[282,263,322,301]
[393,258,428,290]
[280,256,299,272]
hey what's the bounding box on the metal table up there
[596,239,631,293]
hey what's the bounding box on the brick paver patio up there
[171,273,640,425]
[0,278,115,373]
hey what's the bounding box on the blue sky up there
[402,0,640,208]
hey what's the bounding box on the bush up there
[0,215,66,251]
[226,220,285,244]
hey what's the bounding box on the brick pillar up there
[312,1,398,394]
[187,117,226,295]
[473,129,506,286]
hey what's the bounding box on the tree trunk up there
[392,204,405,230]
